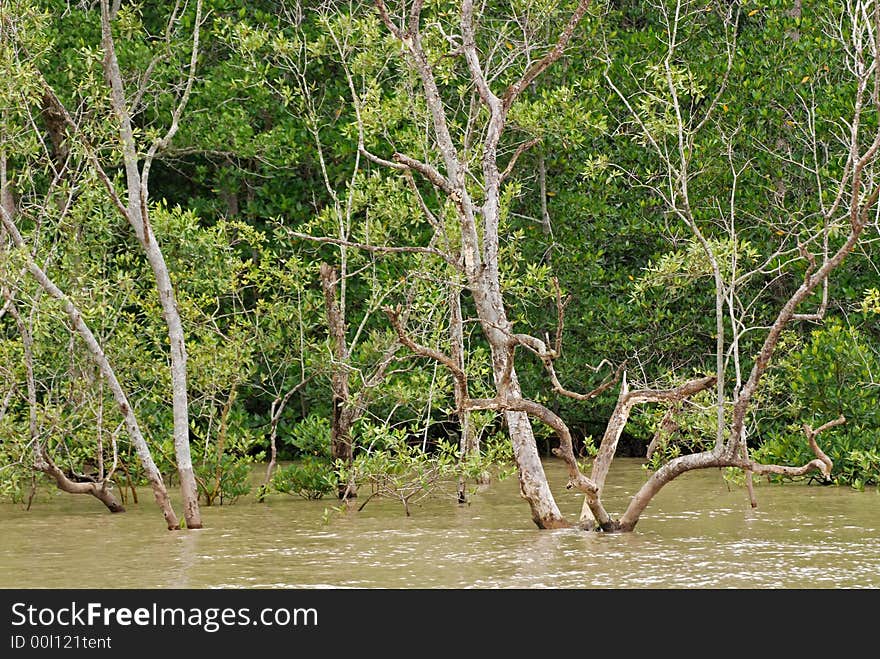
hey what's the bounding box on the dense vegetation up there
[1,0,877,530]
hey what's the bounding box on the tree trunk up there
[471,275,566,529]
[143,232,201,528]
[0,172,14,222]
[537,147,553,238]
[369,0,593,529]
[40,91,69,173]
[320,262,357,498]
[0,211,180,529]
[331,403,357,498]
[450,286,480,503]
[100,1,202,529]
[578,375,715,527]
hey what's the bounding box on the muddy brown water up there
[1,458,878,588]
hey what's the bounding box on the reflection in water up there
[1,458,878,588]
[172,529,202,588]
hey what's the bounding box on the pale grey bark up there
[0,170,14,222]
[0,208,179,529]
[99,0,203,528]
[617,217,872,531]
[366,0,593,528]
[590,0,880,532]
[355,0,871,532]
[386,307,611,528]
[750,416,841,481]
[578,375,716,526]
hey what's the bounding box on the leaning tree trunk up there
[37,453,126,513]
[0,211,179,529]
[2,287,126,513]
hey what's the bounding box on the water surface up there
[2,458,878,588]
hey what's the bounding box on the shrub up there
[272,457,337,500]
[754,321,880,487]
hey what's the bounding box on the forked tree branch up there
[499,137,541,183]
[384,304,468,396]
[580,372,718,526]
[749,415,844,481]
[386,295,618,528]
[501,1,594,111]
[503,277,624,402]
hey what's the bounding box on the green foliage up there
[0,429,30,505]
[754,322,880,487]
[271,458,338,500]
[283,413,332,459]
[3,0,879,522]
[640,389,720,472]
[193,450,253,506]
[633,238,760,298]
[863,288,880,314]
[837,450,880,492]
[338,425,461,516]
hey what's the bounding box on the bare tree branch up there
[751,415,844,481]
[501,1,594,111]
[499,137,541,183]
[384,304,468,396]
[0,205,179,529]
[288,230,457,266]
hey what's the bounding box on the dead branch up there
[465,395,614,528]
[384,304,468,396]
[260,375,314,497]
[646,403,682,460]
[553,277,570,355]
[499,137,541,183]
[502,278,624,401]
[37,450,125,513]
[392,152,456,196]
[501,1,594,111]
[290,231,457,266]
[750,414,844,481]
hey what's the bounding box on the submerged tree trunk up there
[141,233,201,526]
[99,0,202,528]
[364,0,594,528]
[468,274,566,528]
[450,285,483,504]
[579,375,716,527]
[320,262,357,498]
